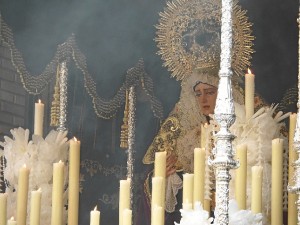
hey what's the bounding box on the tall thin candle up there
[154,151,166,221]
[0,193,7,225]
[154,151,166,177]
[235,144,247,210]
[68,137,81,225]
[119,179,130,225]
[34,99,44,136]
[245,69,255,120]
[16,164,30,225]
[151,206,164,225]
[90,206,100,225]
[251,166,263,214]
[183,173,194,210]
[51,161,65,225]
[30,188,42,225]
[271,138,283,225]
[194,148,205,206]
[122,209,132,225]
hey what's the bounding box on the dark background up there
[0,0,298,224]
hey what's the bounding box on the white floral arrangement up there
[175,202,213,225]
[0,127,69,225]
[175,200,263,225]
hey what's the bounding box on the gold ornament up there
[120,89,129,149]
[143,116,181,168]
[155,0,254,81]
[50,64,60,127]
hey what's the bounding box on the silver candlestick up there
[127,86,136,218]
[287,10,300,225]
[210,0,238,224]
[57,61,68,132]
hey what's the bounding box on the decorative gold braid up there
[277,85,298,112]
[50,64,60,127]
[155,0,254,81]
[144,170,153,208]
[143,116,181,168]
[0,14,164,120]
[120,89,129,149]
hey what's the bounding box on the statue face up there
[194,82,217,116]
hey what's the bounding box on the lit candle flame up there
[37,187,42,192]
[10,217,15,221]
[74,137,78,142]
[247,68,252,74]
[38,99,41,104]
[23,164,27,168]
[94,206,98,211]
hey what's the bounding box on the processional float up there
[0,0,300,224]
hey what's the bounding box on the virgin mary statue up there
[139,0,289,225]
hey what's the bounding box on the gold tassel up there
[120,89,129,149]
[50,64,60,127]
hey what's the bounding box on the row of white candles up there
[148,68,298,225]
[152,139,288,225]
[0,138,90,225]
[243,69,298,224]
[2,70,298,225]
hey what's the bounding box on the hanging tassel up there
[50,64,60,127]
[120,89,129,149]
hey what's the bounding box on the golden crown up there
[155,0,254,81]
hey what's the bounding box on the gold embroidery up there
[143,116,181,167]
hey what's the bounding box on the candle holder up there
[209,0,238,225]
[57,61,68,132]
[127,86,136,219]
[287,11,300,225]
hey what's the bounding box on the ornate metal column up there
[127,86,136,215]
[57,61,68,132]
[210,0,238,224]
[287,8,300,225]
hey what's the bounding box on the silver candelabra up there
[210,0,238,224]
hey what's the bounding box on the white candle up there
[251,166,263,214]
[122,209,132,225]
[151,176,163,208]
[68,137,81,225]
[7,217,17,225]
[245,69,255,120]
[0,193,8,225]
[51,161,65,225]
[288,113,297,225]
[151,177,163,224]
[90,206,100,225]
[235,144,247,210]
[271,138,283,225]
[34,99,44,136]
[151,206,164,225]
[183,173,194,210]
[17,164,30,225]
[30,188,42,225]
[154,151,166,177]
[154,151,166,222]
[119,179,130,225]
[200,123,208,148]
[194,148,205,206]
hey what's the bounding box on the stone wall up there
[0,41,28,141]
